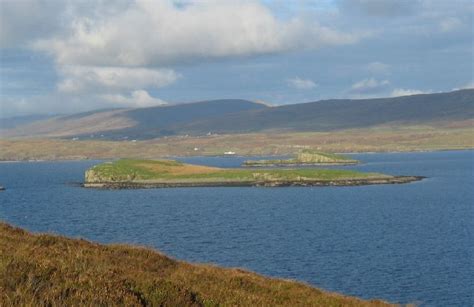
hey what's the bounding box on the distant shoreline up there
[1,125,472,162]
[0,148,472,163]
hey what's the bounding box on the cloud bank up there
[58,66,179,93]
[349,78,390,96]
[0,0,472,116]
[32,1,362,67]
[0,0,365,114]
[287,77,318,90]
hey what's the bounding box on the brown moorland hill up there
[0,222,392,306]
[2,89,472,140]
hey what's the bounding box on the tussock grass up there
[0,222,392,306]
[1,126,472,161]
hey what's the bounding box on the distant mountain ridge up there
[2,90,473,139]
[178,89,474,135]
[0,114,58,129]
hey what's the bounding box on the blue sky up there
[0,0,473,117]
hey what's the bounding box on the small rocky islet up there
[83,157,423,189]
[243,150,359,167]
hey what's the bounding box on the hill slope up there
[0,114,58,130]
[2,90,473,139]
[107,99,268,139]
[1,99,267,139]
[179,89,474,134]
[0,222,390,306]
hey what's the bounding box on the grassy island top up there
[244,150,359,166]
[0,222,391,306]
[85,159,385,184]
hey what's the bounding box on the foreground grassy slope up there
[0,223,391,306]
[86,159,385,184]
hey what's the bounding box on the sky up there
[0,0,473,117]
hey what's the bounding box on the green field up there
[86,159,387,184]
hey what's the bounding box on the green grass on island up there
[0,222,391,306]
[85,159,387,184]
[244,150,359,166]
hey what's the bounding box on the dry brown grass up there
[0,125,472,161]
[0,222,393,306]
[139,162,222,176]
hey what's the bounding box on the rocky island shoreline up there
[83,176,423,189]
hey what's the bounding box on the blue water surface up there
[0,151,473,306]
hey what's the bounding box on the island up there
[0,222,391,306]
[83,159,422,189]
[244,150,359,167]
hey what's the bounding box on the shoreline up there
[0,148,472,163]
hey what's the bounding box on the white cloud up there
[367,61,390,74]
[0,0,64,47]
[1,89,167,118]
[52,66,178,109]
[349,80,431,98]
[101,90,167,107]
[287,77,318,89]
[390,88,428,97]
[463,81,474,89]
[32,0,363,67]
[0,0,366,112]
[1,94,100,118]
[439,17,462,33]
[350,78,390,94]
[453,81,474,90]
[2,0,471,116]
[57,66,179,93]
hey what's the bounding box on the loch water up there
[0,150,473,306]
